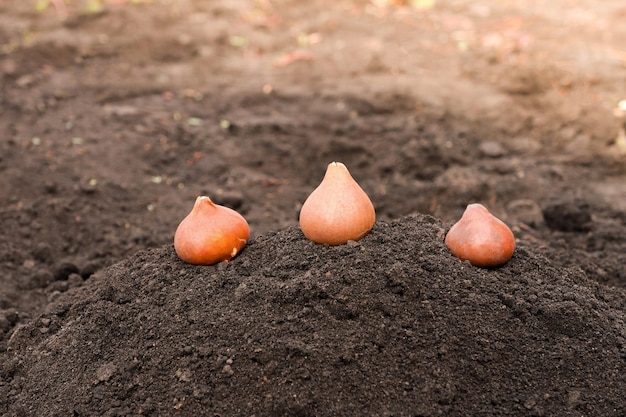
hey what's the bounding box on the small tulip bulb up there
[174,196,250,265]
[445,203,516,268]
[299,162,376,245]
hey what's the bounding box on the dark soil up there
[1,0,626,416]
[3,216,626,416]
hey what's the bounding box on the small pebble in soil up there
[479,140,506,158]
[80,260,102,279]
[222,364,234,376]
[96,362,117,382]
[53,261,80,281]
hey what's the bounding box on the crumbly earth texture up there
[1,0,626,416]
[3,216,626,416]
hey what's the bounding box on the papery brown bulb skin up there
[174,196,250,265]
[445,203,516,268]
[299,162,376,245]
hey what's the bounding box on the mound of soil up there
[2,215,625,416]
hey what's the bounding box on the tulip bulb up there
[445,203,516,268]
[299,162,376,245]
[174,196,250,265]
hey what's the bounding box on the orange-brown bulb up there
[299,162,376,245]
[174,196,250,265]
[445,203,516,268]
